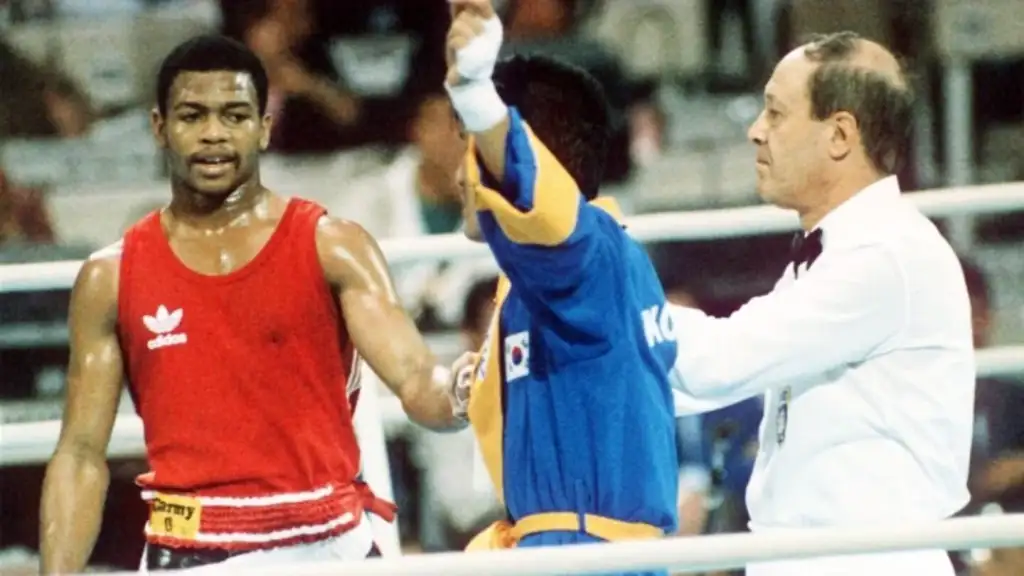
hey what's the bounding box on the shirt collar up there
[811,175,901,240]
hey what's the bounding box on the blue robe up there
[465,107,679,575]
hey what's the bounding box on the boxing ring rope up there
[100,514,1024,575]
[3,343,1023,468]
[3,180,1024,573]
[2,181,1024,292]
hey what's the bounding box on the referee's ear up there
[826,110,858,162]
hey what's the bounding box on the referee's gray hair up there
[801,32,914,175]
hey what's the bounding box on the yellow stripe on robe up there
[466,275,511,503]
[465,512,665,551]
[463,126,582,247]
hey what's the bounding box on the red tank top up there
[118,198,392,550]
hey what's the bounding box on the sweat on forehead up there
[168,71,260,107]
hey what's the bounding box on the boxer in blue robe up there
[446,8,681,571]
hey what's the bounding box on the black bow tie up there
[790,228,823,277]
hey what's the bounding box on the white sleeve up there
[670,243,906,400]
[671,386,747,416]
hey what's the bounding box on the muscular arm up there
[40,256,124,574]
[317,217,463,432]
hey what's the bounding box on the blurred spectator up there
[326,92,466,317]
[0,38,93,139]
[315,1,451,145]
[505,0,577,40]
[460,276,499,352]
[704,0,759,87]
[970,522,1024,573]
[0,167,61,415]
[363,92,465,239]
[221,0,361,153]
[969,500,1024,576]
[962,259,1024,506]
[700,398,761,549]
[950,258,1024,575]
[627,80,667,170]
[0,168,56,245]
[409,95,466,235]
[222,0,451,151]
[973,544,1024,576]
[675,413,709,537]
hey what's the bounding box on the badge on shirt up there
[504,331,530,382]
[150,493,202,540]
[776,387,791,445]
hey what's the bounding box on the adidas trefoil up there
[143,305,188,350]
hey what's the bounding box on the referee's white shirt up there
[669,176,975,575]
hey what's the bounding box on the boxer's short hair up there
[156,34,269,116]
[493,54,611,200]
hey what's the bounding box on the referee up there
[669,32,974,576]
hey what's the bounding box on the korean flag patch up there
[504,331,530,382]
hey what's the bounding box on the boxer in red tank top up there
[39,35,469,574]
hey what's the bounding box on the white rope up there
[2,181,1023,292]
[94,514,1024,576]
[4,344,1022,467]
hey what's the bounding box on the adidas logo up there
[143,305,188,350]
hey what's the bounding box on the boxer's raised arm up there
[317,217,465,432]
[40,254,123,574]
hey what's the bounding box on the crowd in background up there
[1,1,1023,574]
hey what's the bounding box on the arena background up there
[1,0,1023,574]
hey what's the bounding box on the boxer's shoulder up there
[89,239,124,262]
[314,215,388,285]
[81,240,122,285]
[72,242,122,320]
[314,214,372,246]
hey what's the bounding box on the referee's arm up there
[669,243,906,399]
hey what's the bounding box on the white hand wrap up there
[446,15,507,133]
[454,15,503,82]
